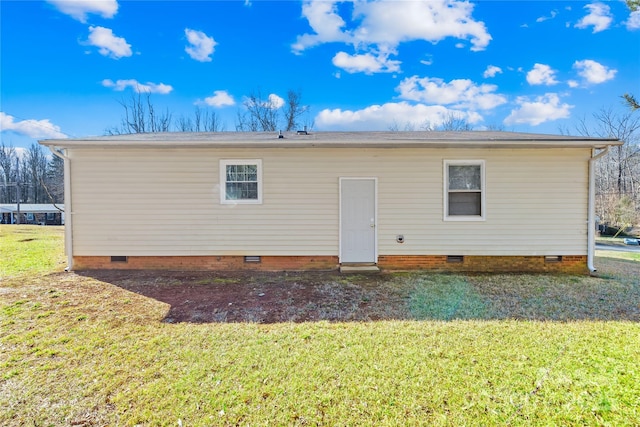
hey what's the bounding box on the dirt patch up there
[70,258,640,324]
[80,270,411,323]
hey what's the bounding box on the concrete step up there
[339,265,380,273]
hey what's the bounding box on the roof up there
[40,131,621,149]
[0,204,65,214]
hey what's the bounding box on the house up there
[0,204,65,225]
[39,131,620,274]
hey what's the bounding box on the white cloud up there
[396,76,507,110]
[504,93,572,126]
[185,29,217,62]
[575,3,613,33]
[102,79,173,94]
[292,0,491,73]
[536,10,557,23]
[314,102,482,131]
[268,94,285,109]
[203,90,235,107]
[291,1,351,52]
[625,10,640,30]
[420,56,434,66]
[332,50,401,74]
[87,26,132,59]
[47,0,118,22]
[0,112,67,139]
[568,80,579,88]
[526,63,559,86]
[573,59,617,84]
[348,0,491,51]
[483,65,502,78]
[243,93,285,110]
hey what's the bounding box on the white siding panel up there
[69,147,590,256]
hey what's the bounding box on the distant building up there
[0,204,65,225]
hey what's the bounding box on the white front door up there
[340,178,376,264]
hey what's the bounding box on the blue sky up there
[1,0,639,149]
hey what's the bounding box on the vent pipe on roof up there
[278,130,284,139]
[297,126,308,135]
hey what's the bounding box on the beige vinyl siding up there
[69,146,589,257]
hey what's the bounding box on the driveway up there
[596,243,640,253]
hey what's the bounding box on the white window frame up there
[220,159,263,205]
[443,159,485,221]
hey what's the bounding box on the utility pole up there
[15,157,21,224]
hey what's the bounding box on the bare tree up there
[388,120,418,131]
[236,89,280,132]
[0,142,17,203]
[177,107,225,132]
[107,92,172,134]
[200,107,223,131]
[202,109,224,132]
[484,123,505,131]
[283,90,309,131]
[390,113,472,132]
[176,115,195,132]
[582,107,640,194]
[575,106,640,228]
[45,154,64,203]
[236,89,309,132]
[24,142,49,203]
[235,109,258,132]
[438,113,473,131]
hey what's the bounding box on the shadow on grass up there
[78,261,640,324]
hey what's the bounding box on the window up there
[46,213,55,221]
[444,160,485,220]
[220,159,262,204]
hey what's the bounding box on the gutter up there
[47,146,73,272]
[587,145,610,274]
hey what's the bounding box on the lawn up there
[0,225,66,278]
[596,236,640,262]
[1,225,639,426]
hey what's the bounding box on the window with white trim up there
[220,159,262,204]
[444,160,485,220]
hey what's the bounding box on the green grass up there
[1,226,639,425]
[408,274,489,319]
[0,225,66,278]
[596,233,640,261]
[596,249,640,262]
